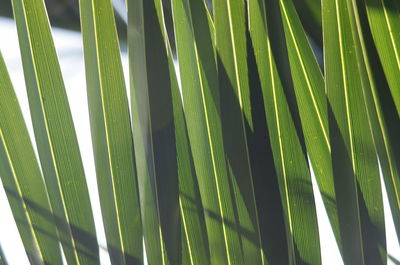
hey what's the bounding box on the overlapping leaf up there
[0,51,62,265]
[127,0,203,264]
[79,0,142,264]
[248,1,321,264]
[173,0,243,263]
[173,0,269,264]
[353,0,400,246]
[277,0,347,256]
[0,0,398,264]
[11,0,99,264]
[364,0,400,117]
[323,0,386,263]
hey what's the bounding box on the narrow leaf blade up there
[0,51,62,265]
[364,0,400,117]
[79,0,143,264]
[11,0,99,263]
[323,0,386,263]
[249,1,322,264]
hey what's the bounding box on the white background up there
[0,17,399,265]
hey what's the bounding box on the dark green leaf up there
[364,0,400,117]
[248,1,322,264]
[323,0,386,263]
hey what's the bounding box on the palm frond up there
[11,0,99,263]
[0,0,399,264]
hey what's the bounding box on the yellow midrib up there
[92,0,127,262]
[279,0,331,152]
[0,128,45,263]
[267,40,295,254]
[380,0,400,78]
[194,41,233,265]
[20,0,82,262]
[334,0,365,263]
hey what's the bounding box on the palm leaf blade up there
[0,51,62,265]
[11,0,99,263]
[323,0,386,263]
[352,0,400,246]
[128,0,185,264]
[364,0,400,117]
[79,0,143,263]
[248,1,321,264]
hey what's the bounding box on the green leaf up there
[170,40,211,265]
[172,0,239,264]
[0,51,62,265]
[323,0,386,263]
[277,0,350,255]
[248,1,321,264]
[128,0,187,264]
[364,0,400,117]
[128,0,167,263]
[212,1,275,264]
[353,0,400,246]
[173,0,267,264]
[129,0,210,263]
[11,0,99,264]
[78,0,142,264]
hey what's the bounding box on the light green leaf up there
[0,51,62,265]
[11,0,99,263]
[79,0,142,264]
[277,0,349,254]
[170,40,211,265]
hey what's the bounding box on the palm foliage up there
[0,0,399,264]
